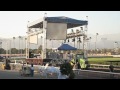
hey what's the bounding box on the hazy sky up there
[0,11,120,38]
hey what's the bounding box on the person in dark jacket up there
[109,64,114,72]
[109,64,114,79]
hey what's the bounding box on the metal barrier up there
[90,64,109,69]
[73,69,120,79]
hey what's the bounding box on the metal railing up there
[73,69,120,79]
[90,64,109,69]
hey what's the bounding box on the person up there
[109,64,114,79]
[77,61,81,69]
[31,64,34,77]
[78,58,86,70]
[70,59,75,69]
[109,64,114,72]
[58,71,68,79]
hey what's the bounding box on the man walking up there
[31,64,34,77]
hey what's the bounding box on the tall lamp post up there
[114,41,119,54]
[71,29,75,47]
[0,41,2,54]
[21,36,23,57]
[13,37,15,56]
[89,37,92,50]
[101,38,107,55]
[25,38,27,54]
[95,33,99,54]
[18,36,21,55]
[81,27,87,53]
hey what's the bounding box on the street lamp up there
[18,36,21,54]
[89,37,92,50]
[25,38,27,54]
[80,27,85,53]
[71,29,75,47]
[13,37,15,56]
[101,38,107,55]
[114,41,119,53]
[95,33,99,54]
[0,41,2,54]
[21,36,23,57]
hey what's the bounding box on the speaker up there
[29,52,34,58]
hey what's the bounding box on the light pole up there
[101,38,107,55]
[13,37,15,56]
[18,36,21,55]
[25,38,27,54]
[114,41,119,54]
[6,42,8,59]
[21,36,23,57]
[0,41,2,54]
[95,33,99,54]
[80,27,85,53]
[89,37,92,50]
[71,29,75,47]
[76,29,80,49]
[79,37,81,50]
[9,40,12,58]
[41,36,43,54]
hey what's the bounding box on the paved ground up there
[0,70,42,79]
[0,70,104,79]
[0,69,119,79]
[0,70,93,79]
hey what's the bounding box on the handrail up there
[73,69,120,75]
[90,64,109,67]
[73,69,120,79]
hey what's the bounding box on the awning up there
[58,44,77,50]
[28,16,88,29]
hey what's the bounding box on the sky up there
[0,11,120,38]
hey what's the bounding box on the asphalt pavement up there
[0,70,41,79]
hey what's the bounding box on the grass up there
[88,57,120,65]
[88,57,120,62]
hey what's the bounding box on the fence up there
[73,69,120,79]
[89,64,110,69]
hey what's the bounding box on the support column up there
[42,20,47,59]
[25,37,28,59]
[26,27,30,59]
